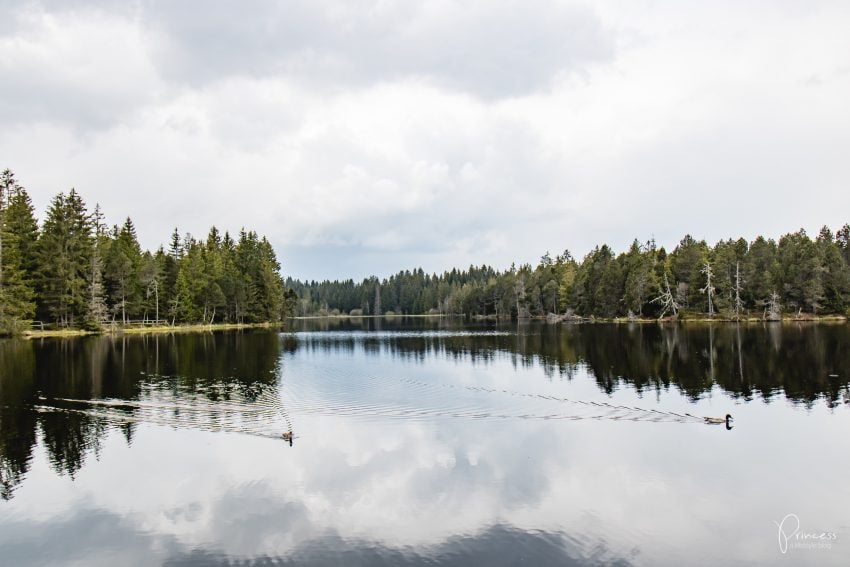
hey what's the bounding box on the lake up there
[1,318,848,566]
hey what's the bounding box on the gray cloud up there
[145,0,615,99]
[162,524,630,567]
[0,4,163,129]
[0,488,632,567]
[0,505,182,567]
[3,0,614,101]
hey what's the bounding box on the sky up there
[1,0,849,281]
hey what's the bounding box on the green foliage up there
[1,170,39,333]
[290,227,850,320]
[3,168,850,327]
[0,168,292,332]
[816,226,850,314]
[777,230,824,313]
[36,190,93,327]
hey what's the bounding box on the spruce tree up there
[777,230,824,314]
[816,226,850,314]
[0,176,37,333]
[37,190,93,327]
[83,204,109,329]
[3,182,39,279]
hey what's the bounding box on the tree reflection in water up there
[1,321,849,500]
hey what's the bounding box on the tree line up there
[0,169,294,334]
[290,228,850,320]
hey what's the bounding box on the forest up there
[289,227,850,320]
[0,169,294,335]
[5,166,850,332]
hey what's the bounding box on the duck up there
[704,414,733,428]
[281,431,293,445]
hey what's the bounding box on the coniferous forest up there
[0,169,294,334]
[289,229,850,320]
[4,167,850,334]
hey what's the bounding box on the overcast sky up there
[2,1,849,281]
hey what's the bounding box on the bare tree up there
[652,273,680,318]
[700,262,715,317]
[514,272,529,319]
[140,257,161,324]
[0,195,4,326]
[88,251,108,326]
[731,262,745,320]
[0,171,10,325]
[764,290,781,321]
[373,280,382,317]
[147,279,159,323]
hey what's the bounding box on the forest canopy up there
[4,167,850,333]
[0,169,293,334]
[289,230,850,320]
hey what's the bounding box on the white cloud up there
[0,6,164,128]
[1,0,849,279]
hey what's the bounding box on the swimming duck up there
[704,414,733,428]
[281,431,293,444]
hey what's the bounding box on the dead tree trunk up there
[700,262,715,317]
[765,291,781,321]
[732,262,745,320]
[652,273,680,318]
[0,207,4,325]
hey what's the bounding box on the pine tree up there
[668,235,710,310]
[37,190,93,327]
[257,236,283,321]
[171,262,196,324]
[743,236,778,307]
[84,204,109,329]
[87,245,108,328]
[554,250,577,313]
[622,240,658,316]
[0,172,37,333]
[374,279,382,316]
[777,230,824,314]
[139,252,162,323]
[816,226,850,314]
[3,182,39,279]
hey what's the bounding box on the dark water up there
[1,318,848,566]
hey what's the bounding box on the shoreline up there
[546,315,848,324]
[11,313,847,339]
[19,322,282,340]
[607,315,847,324]
[291,314,452,320]
[292,313,847,324]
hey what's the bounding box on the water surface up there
[1,318,848,565]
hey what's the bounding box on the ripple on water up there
[33,365,704,443]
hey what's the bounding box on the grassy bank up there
[20,322,282,339]
[605,315,847,324]
[19,328,97,339]
[14,314,846,339]
[121,322,280,335]
[292,314,450,320]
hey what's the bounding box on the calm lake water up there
[1,318,848,566]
